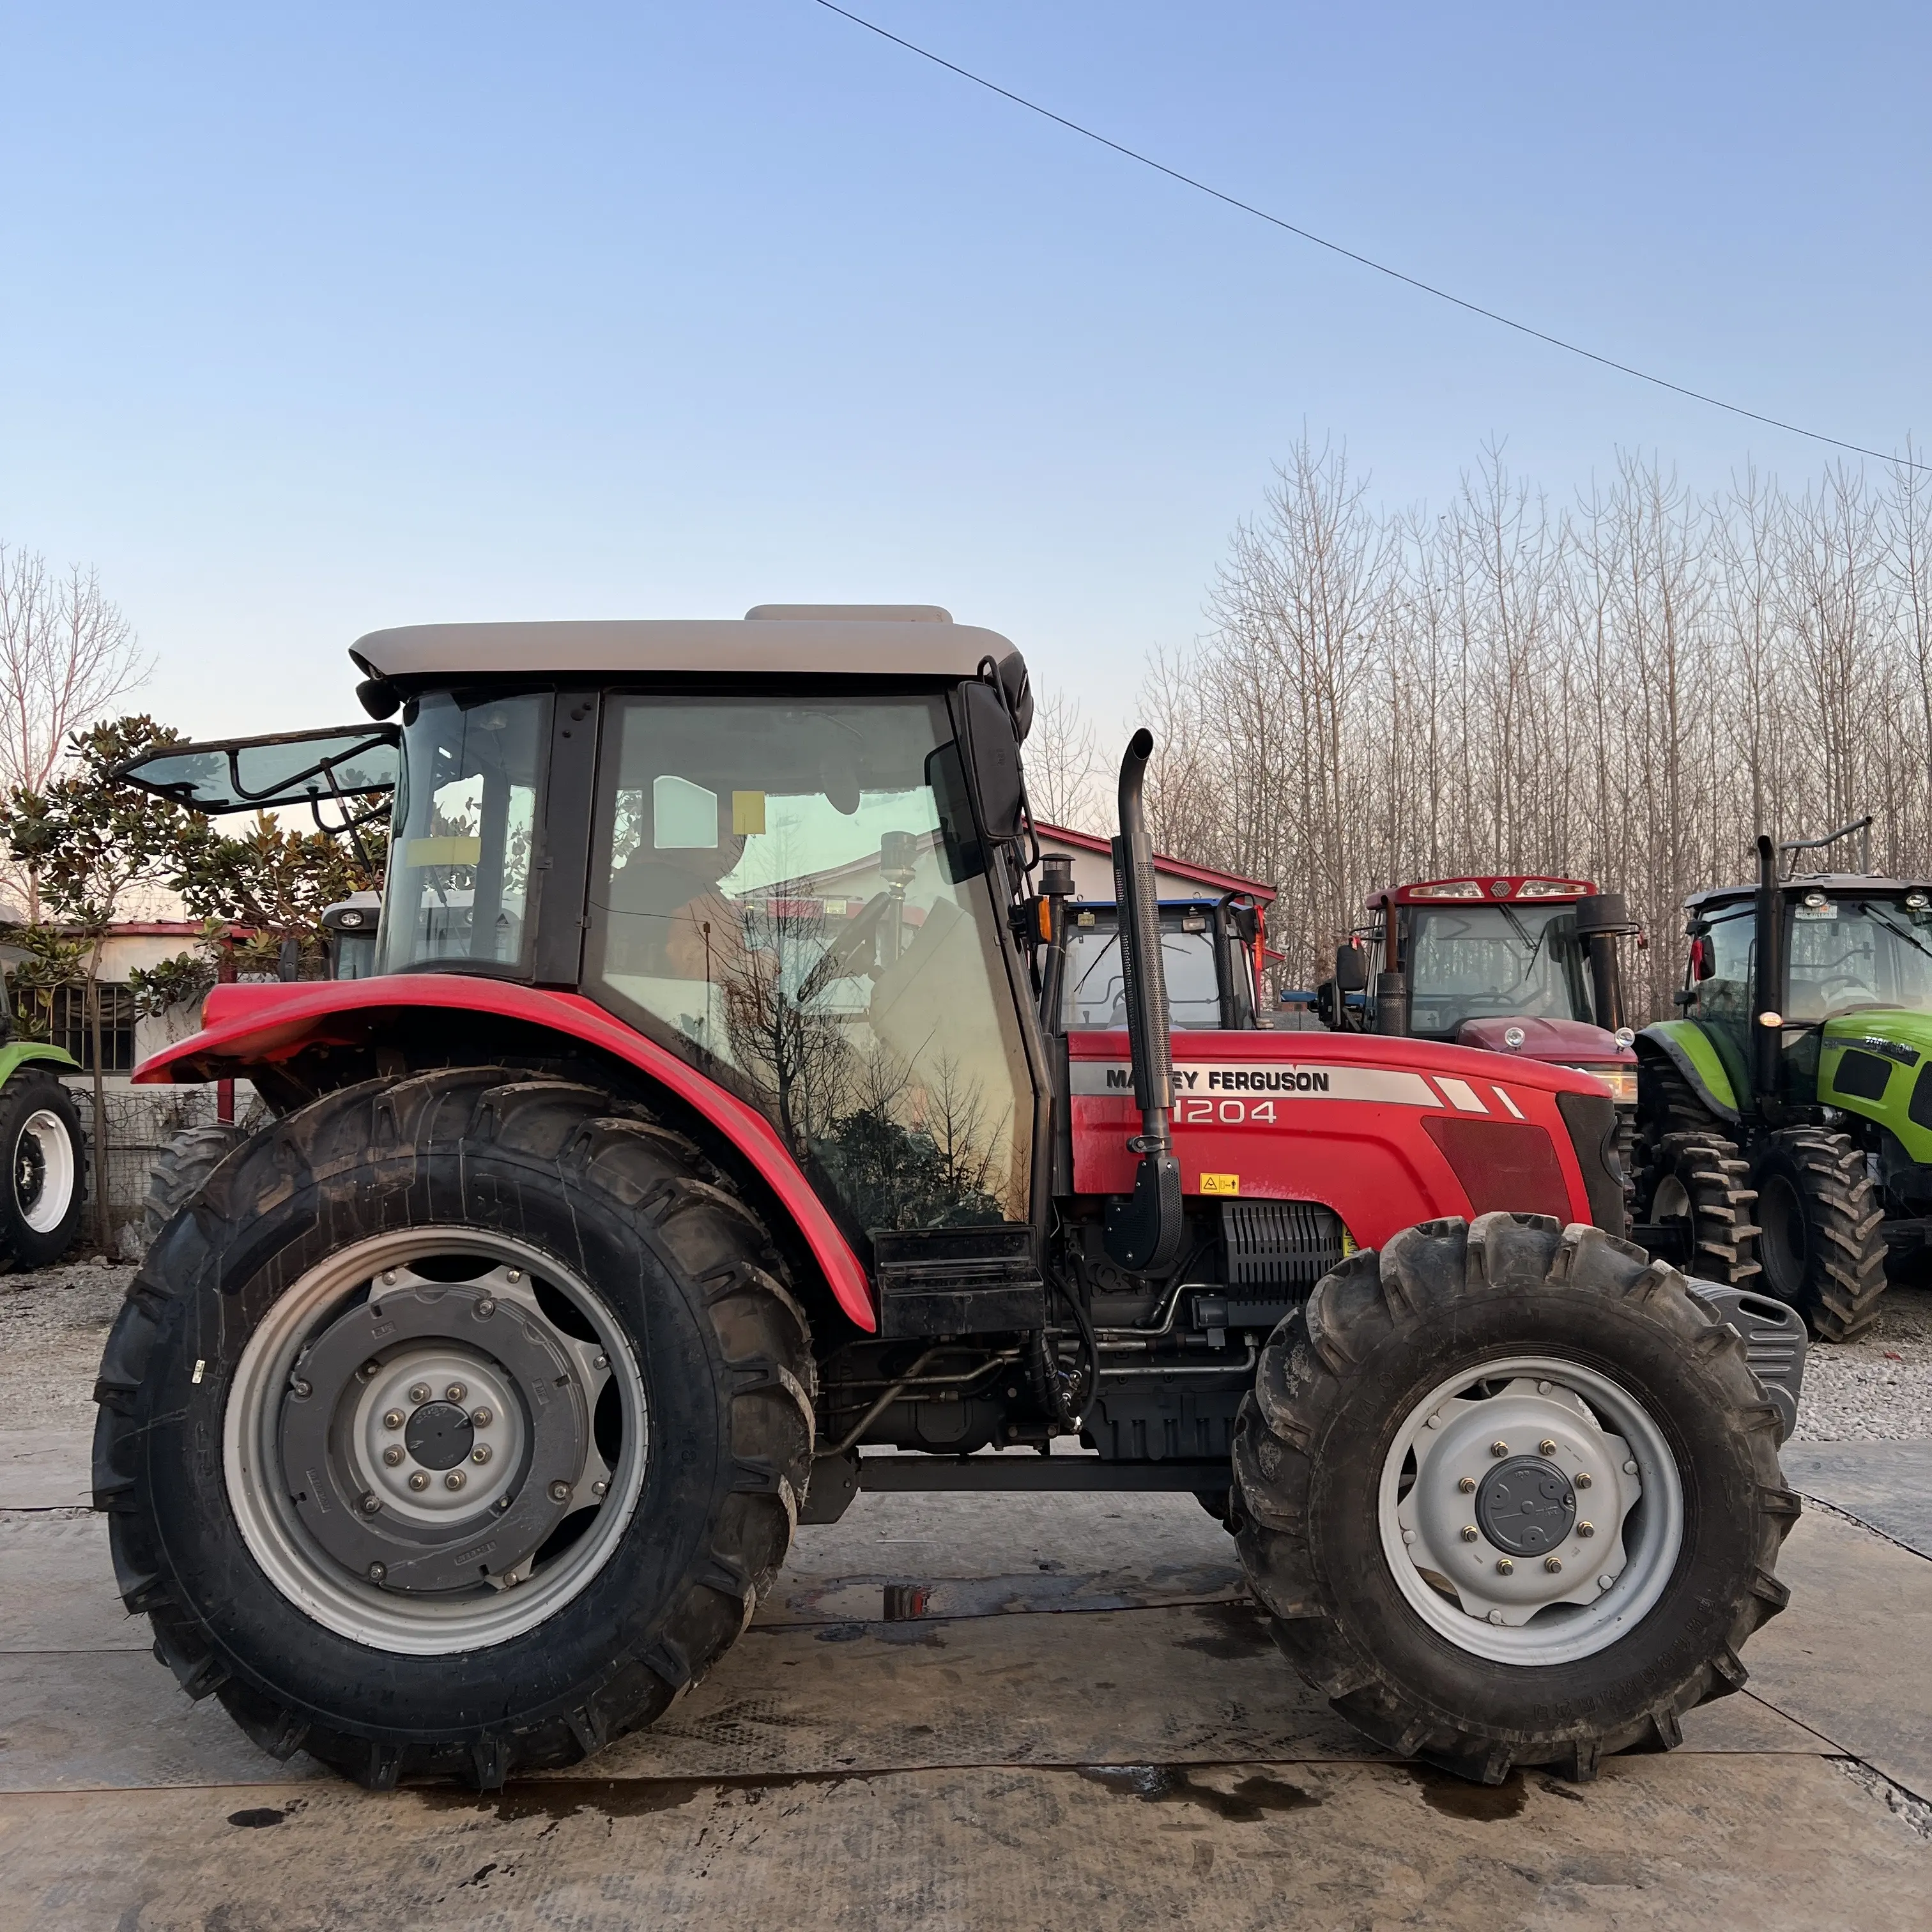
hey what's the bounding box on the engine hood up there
[1820,1009,1932,1057]
[1456,1016,1634,1065]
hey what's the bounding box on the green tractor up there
[1635,816,1920,1341]
[0,962,88,1269]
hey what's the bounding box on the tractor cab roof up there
[350,606,1022,685]
[1687,875,1932,916]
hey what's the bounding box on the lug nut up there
[1538,1438,1558,1457]
[1491,1441,1508,1458]
[358,1361,379,1381]
[446,1382,466,1402]
[1457,1476,1476,1494]
[381,1269,397,1286]
[1401,1528,1416,1545]
[1537,1380,1552,1395]
[290,1377,312,1399]
[1487,1610,1505,1625]
[506,1269,523,1284]
[592,1353,608,1370]
[591,1480,608,1498]
[409,1471,429,1492]
[471,1407,493,1427]
[1578,1521,1595,1538]
[383,1409,405,1430]
[1544,1556,1563,1574]
[1424,1413,1440,1429]
[471,1445,491,1464]
[1623,1459,1639,1475]
[548,1480,572,1504]
[475,1296,496,1319]
[409,1383,431,1404]
[495,1496,513,1512]
[383,1445,404,1467]
[367,1562,386,1583]
[359,1494,380,1515]
[1576,1472,1593,1489]
[1460,1526,1478,1543]
[445,1470,466,1491]
[1496,1558,1514,1575]
[1598,1574,1615,1591]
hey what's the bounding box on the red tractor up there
[98,609,1797,1793]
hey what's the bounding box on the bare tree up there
[1123,436,1932,1013]
[1026,686,1105,831]
[0,542,150,917]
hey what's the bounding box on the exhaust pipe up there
[1753,833,1784,1108]
[1104,730,1183,1274]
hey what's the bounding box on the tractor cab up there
[1059,895,1266,1032]
[1317,876,1641,1108]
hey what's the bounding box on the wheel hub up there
[1475,1455,1576,1558]
[401,1400,476,1471]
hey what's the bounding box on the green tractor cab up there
[1636,816,1916,1339]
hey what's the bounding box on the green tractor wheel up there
[1640,1133,1760,1286]
[1750,1129,1886,1342]
[0,1070,87,1270]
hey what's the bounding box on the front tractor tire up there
[93,1068,815,1789]
[1232,1213,1798,1785]
[1637,1131,1761,1285]
[1750,1128,1887,1342]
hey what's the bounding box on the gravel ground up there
[3,1262,1928,1441]
[0,1259,135,1431]
[1791,1283,1932,1441]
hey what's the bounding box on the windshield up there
[377,691,548,974]
[1787,898,1932,1019]
[1062,910,1224,1029]
[583,694,1034,1235]
[1405,904,1590,1038]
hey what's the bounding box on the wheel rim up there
[15,1109,75,1234]
[1378,1354,1684,1666]
[1756,1172,1808,1300]
[224,1230,648,1655]
[1650,1172,1691,1222]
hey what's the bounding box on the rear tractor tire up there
[93,1068,816,1788]
[0,1070,87,1270]
[1637,1131,1761,1286]
[1751,1128,1887,1342]
[1232,1211,1798,1784]
[140,1122,249,1253]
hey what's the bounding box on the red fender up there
[134,977,876,1332]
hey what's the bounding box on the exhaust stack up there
[1753,833,1785,1107]
[1104,730,1183,1274]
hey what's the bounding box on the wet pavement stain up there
[1078,1763,1320,1823]
[226,1807,290,1829]
[1407,1766,1530,1821]
[420,1769,861,1824]
[1174,1600,1277,1660]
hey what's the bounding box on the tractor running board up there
[854,1453,1229,1493]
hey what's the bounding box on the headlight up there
[1568,1066,1637,1104]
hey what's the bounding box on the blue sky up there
[3,2,1926,740]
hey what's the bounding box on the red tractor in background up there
[96,608,1798,1795]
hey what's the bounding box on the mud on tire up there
[92,1068,816,1789]
[1232,1212,1798,1784]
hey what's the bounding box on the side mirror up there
[1334,946,1368,993]
[1315,979,1340,1028]
[958,682,1026,846]
[1690,938,1715,981]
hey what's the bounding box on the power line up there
[807,1,1924,473]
